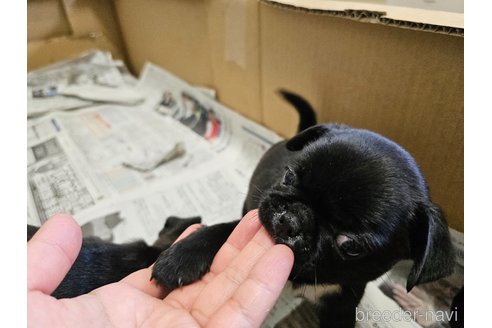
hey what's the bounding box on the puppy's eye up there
[282,168,297,186]
[336,234,363,257]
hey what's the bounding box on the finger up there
[393,285,421,303]
[392,287,411,302]
[409,287,427,299]
[189,225,278,325]
[210,210,263,274]
[393,294,411,308]
[393,284,408,294]
[164,210,263,310]
[27,213,82,294]
[173,223,204,244]
[120,223,204,298]
[207,244,294,327]
[392,288,421,308]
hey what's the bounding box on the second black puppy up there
[152,91,455,327]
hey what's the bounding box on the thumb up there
[27,213,82,295]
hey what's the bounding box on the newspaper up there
[27,62,281,225]
[26,53,463,327]
[27,50,141,118]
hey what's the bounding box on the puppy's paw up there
[151,221,237,291]
[151,237,214,290]
[153,216,202,250]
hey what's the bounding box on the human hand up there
[392,284,436,327]
[28,210,294,327]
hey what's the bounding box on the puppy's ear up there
[407,202,455,291]
[286,125,329,151]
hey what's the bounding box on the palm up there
[28,211,293,328]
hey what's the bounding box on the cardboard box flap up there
[263,0,463,35]
[27,34,124,71]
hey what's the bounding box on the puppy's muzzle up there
[272,211,308,248]
[273,211,297,238]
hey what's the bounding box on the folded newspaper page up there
[27,50,140,117]
[27,52,463,328]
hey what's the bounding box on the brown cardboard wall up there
[27,0,126,70]
[27,35,122,72]
[113,0,213,87]
[27,0,72,41]
[62,0,126,54]
[260,4,463,231]
[28,0,464,231]
[203,0,262,122]
[114,0,263,122]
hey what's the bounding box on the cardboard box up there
[256,1,464,232]
[27,0,464,232]
[27,0,127,70]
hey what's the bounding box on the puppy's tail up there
[278,89,317,132]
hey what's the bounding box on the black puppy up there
[27,216,201,298]
[152,91,455,327]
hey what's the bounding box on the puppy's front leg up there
[318,283,366,328]
[151,220,238,290]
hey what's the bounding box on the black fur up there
[152,91,455,327]
[318,283,366,327]
[151,222,233,289]
[27,216,201,298]
[278,89,317,132]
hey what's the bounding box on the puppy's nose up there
[274,212,300,240]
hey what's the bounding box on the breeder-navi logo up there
[355,307,459,323]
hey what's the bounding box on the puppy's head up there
[258,124,455,291]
